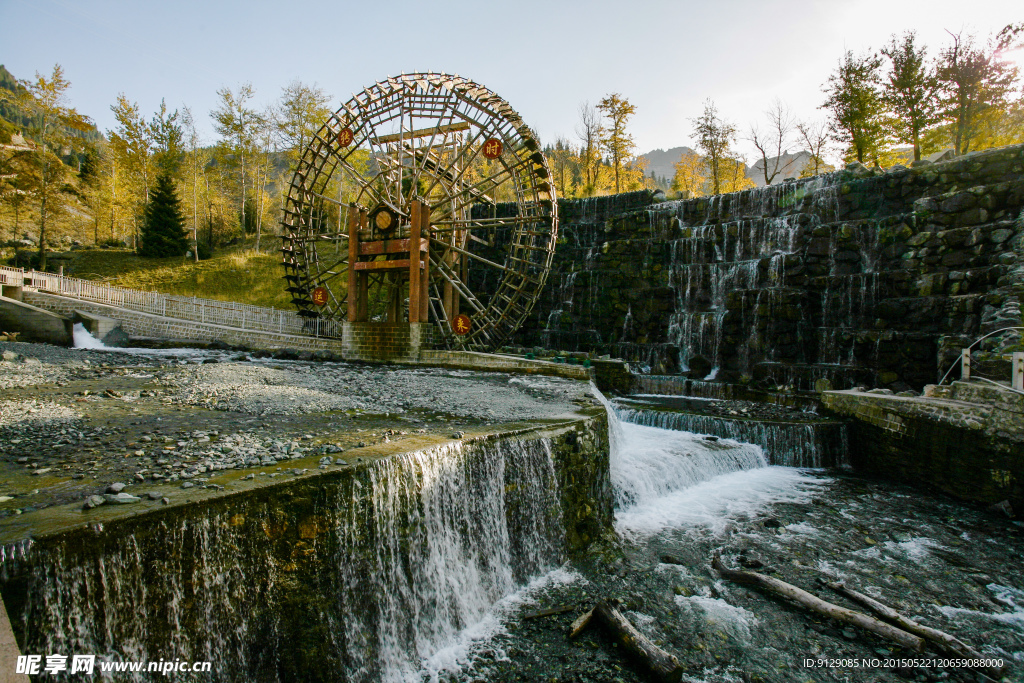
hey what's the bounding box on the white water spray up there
[72,322,107,349]
[592,383,827,537]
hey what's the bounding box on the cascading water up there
[72,322,108,349]
[662,191,820,378]
[591,386,828,537]
[613,403,849,469]
[7,437,570,683]
[611,422,767,508]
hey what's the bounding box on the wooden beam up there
[358,239,428,256]
[347,206,359,322]
[353,259,426,271]
[420,203,430,321]
[357,210,368,321]
[375,121,471,144]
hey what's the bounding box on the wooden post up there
[347,205,359,322]
[420,202,430,322]
[357,209,368,321]
[961,348,971,381]
[452,250,461,318]
[1013,352,1024,391]
[443,251,454,320]
[387,280,399,322]
[409,200,421,323]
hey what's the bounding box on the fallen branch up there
[712,552,924,652]
[821,579,1005,678]
[567,601,682,682]
[592,601,683,683]
[568,607,594,639]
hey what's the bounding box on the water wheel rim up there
[280,72,558,350]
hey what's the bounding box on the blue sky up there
[1,0,1020,162]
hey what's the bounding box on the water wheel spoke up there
[420,125,489,201]
[403,100,460,196]
[430,258,501,334]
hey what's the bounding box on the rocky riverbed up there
[431,471,1024,683]
[0,340,589,517]
[2,340,1021,683]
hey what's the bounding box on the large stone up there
[83,495,106,510]
[103,492,142,504]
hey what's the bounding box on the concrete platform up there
[0,295,72,346]
[0,346,611,680]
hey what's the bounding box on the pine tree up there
[139,171,188,257]
[881,32,937,162]
[822,50,887,164]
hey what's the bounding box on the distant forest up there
[1,22,1021,257]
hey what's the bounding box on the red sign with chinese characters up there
[311,286,329,307]
[453,313,472,335]
[482,138,502,159]
[337,128,354,147]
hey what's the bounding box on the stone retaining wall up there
[821,384,1023,512]
[518,144,1024,391]
[341,321,427,362]
[21,291,593,379]
[0,295,72,346]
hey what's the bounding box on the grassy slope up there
[64,248,294,310]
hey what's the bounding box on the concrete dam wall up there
[1,417,611,683]
[516,144,1024,391]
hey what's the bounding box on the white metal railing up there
[22,269,343,339]
[937,327,1024,396]
[0,266,25,287]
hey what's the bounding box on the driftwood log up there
[712,552,925,652]
[568,601,683,683]
[821,580,1006,678]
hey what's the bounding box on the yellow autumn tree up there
[672,152,707,197]
[719,157,755,193]
[596,93,637,194]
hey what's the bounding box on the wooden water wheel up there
[280,73,558,350]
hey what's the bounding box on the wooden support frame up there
[420,203,430,322]
[409,200,422,323]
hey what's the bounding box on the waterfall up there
[661,208,810,378]
[611,422,767,509]
[335,441,564,681]
[9,437,568,683]
[590,384,826,537]
[72,322,108,349]
[614,405,848,468]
